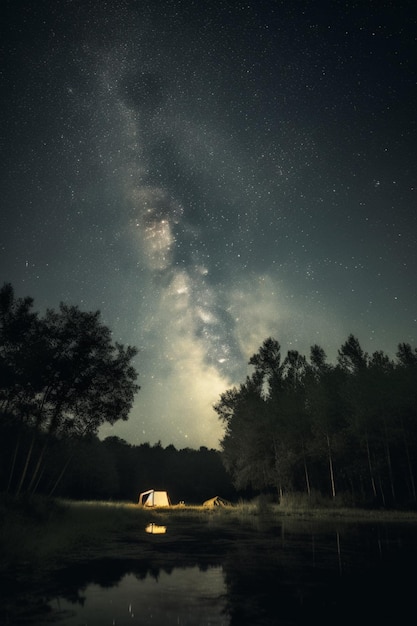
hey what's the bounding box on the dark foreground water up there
[5,516,417,625]
[48,565,227,625]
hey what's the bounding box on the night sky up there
[1,0,416,449]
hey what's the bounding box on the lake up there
[7,515,417,625]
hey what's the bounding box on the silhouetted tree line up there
[215,336,417,508]
[0,283,235,502]
[0,424,235,502]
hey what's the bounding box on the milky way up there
[1,0,416,448]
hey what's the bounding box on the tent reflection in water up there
[138,489,171,507]
[145,523,167,534]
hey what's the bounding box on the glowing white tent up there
[138,489,171,507]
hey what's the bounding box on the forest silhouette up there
[1,282,416,507]
[216,336,417,507]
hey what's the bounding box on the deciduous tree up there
[0,284,140,495]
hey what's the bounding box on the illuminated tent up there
[138,489,171,507]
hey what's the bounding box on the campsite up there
[1,497,417,625]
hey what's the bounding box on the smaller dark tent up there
[203,496,232,508]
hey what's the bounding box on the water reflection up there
[5,519,417,625]
[222,519,416,625]
[145,523,167,534]
[49,565,228,626]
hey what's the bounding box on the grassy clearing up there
[2,495,417,575]
[0,497,147,572]
[0,497,251,572]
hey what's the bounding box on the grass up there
[0,497,148,572]
[2,495,417,576]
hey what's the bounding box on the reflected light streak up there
[145,523,167,534]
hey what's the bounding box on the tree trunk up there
[26,396,68,494]
[384,424,395,503]
[401,420,416,502]
[48,456,72,497]
[27,441,48,494]
[365,435,377,499]
[15,433,36,496]
[15,386,52,495]
[302,444,311,496]
[6,432,21,493]
[326,433,336,499]
[378,474,386,507]
[31,464,46,496]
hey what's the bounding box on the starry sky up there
[1,0,416,449]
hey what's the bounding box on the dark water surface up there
[48,565,227,625]
[5,517,417,625]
